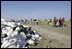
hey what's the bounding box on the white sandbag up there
[49,23,52,25]
[20,32,27,40]
[8,45,17,48]
[26,39,35,45]
[15,27,20,31]
[1,40,9,48]
[1,18,42,48]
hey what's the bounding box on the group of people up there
[31,17,65,26]
[53,17,65,27]
[20,18,65,26]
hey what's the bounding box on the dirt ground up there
[22,23,71,48]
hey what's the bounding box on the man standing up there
[62,18,65,27]
[59,18,62,27]
[47,19,49,24]
[49,19,52,25]
[53,17,57,27]
[30,19,32,24]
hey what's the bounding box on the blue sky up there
[1,1,71,21]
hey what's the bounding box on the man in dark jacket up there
[59,18,62,27]
[53,17,57,27]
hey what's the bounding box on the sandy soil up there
[26,24,71,48]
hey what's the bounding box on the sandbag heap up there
[1,19,42,48]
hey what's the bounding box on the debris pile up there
[1,19,42,48]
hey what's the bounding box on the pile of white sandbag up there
[1,19,42,48]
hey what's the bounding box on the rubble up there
[1,19,42,48]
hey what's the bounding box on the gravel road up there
[27,24,71,48]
